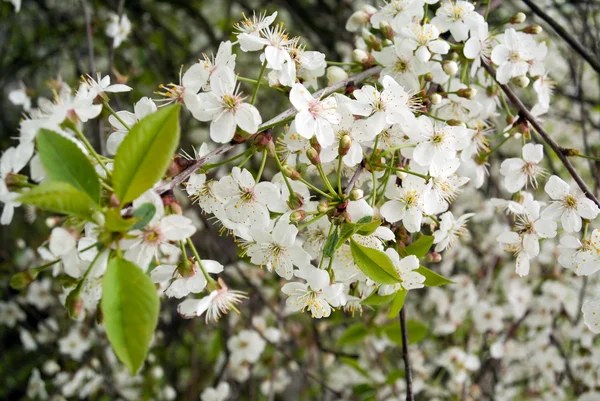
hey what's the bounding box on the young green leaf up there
[131,203,157,230]
[355,219,382,236]
[18,182,98,220]
[403,235,434,258]
[102,257,160,375]
[36,129,100,203]
[104,209,140,232]
[113,104,181,204]
[336,222,358,249]
[350,239,402,285]
[323,227,339,257]
[416,265,455,287]
[387,289,407,318]
[361,292,396,306]
[337,323,369,346]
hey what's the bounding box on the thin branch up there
[483,63,600,208]
[400,307,414,401]
[79,0,96,73]
[521,0,600,75]
[156,66,383,195]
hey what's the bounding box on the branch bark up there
[156,66,383,195]
[483,62,600,208]
[400,307,414,401]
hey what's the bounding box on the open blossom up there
[290,83,340,147]
[499,143,545,193]
[408,115,469,168]
[400,23,450,62]
[247,219,312,280]
[373,41,427,92]
[227,330,266,365]
[370,0,425,32]
[422,158,470,215]
[463,22,493,77]
[380,177,427,233]
[433,211,475,252]
[215,167,281,229]
[431,1,484,42]
[542,175,600,233]
[82,73,132,98]
[150,260,224,299]
[177,279,247,322]
[182,41,236,97]
[186,67,262,143]
[282,279,345,319]
[349,75,415,136]
[378,251,425,295]
[105,12,131,48]
[491,28,537,84]
[558,231,600,276]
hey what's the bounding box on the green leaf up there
[18,182,98,220]
[36,129,101,203]
[355,219,382,236]
[104,209,140,232]
[383,320,428,347]
[403,235,434,258]
[350,239,401,285]
[131,203,157,230]
[356,216,372,224]
[323,227,339,258]
[387,290,407,318]
[361,292,396,306]
[339,357,369,378]
[336,222,358,249]
[337,323,368,346]
[102,257,160,375]
[416,265,454,287]
[113,104,181,204]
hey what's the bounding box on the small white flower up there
[496,231,531,277]
[370,0,425,32]
[27,368,48,400]
[201,382,231,401]
[282,271,345,319]
[177,279,247,322]
[499,143,545,193]
[373,41,427,92]
[433,211,475,252]
[8,83,31,111]
[82,73,132,98]
[289,83,340,147]
[491,28,537,84]
[106,12,131,48]
[380,177,427,233]
[431,1,484,42]
[472,302,504,333]
[423,158,470,215]
[186,67,262,143]
[227,330,266,365]
[151,260,223,299]
[408,115,469,168]
[542,175,600,233]
[378,251,424,294]
[400,23,450,62]
[463,22,493,77]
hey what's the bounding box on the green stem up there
[326,61,357,67]
[297,177,335,200]
[297,213,327,230]
[336,157,344,196]
[202,150,250,170]
[379,144,416,158]
[103,100,131,130]
[316,164,337,196]
[485,135,511,156]
[251,60,268,105]
[237,152,254,168]
[273,153,295,198]
[72,125,112,177]
[256,150,268,181]
[372,164,430,181]
[574,153,600,162]
[186,238,214,283]
[259,115,295,132]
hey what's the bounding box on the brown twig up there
[156,66,383,195]
[483,63,600,208]
[399,307,414,401]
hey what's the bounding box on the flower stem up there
[251,60,268,105]
[186,238,215,283]
[102,99,131,130]
[72,125,112,178]
[316,164,337,196]
[256,150,268,181]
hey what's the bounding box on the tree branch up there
[156,66,383,195]
[521,0,600,75]
[483,62,600,208]
[400,307,414,401]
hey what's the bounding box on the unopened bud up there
[512,75,530,88]
[10,270,37,290]
[395,170,408,180]
[562,148,580,157]
[45,217,60,228]
[349,188,364,201]
[517,120,530,136]
[423,72,434,82]
[287,192,305,210]
[427,252,442,263]
[524,25,542,34]
[447,119,465,127]
[510,12,526,24]
[339,135,352,156]
[65,290,83,319]
[378,21,394,40]
[352,49,370,64]
[309,136,322,154]
[457,87,477,99]
[327,66,349,85]
[443,60,458,76]
[506,115,517,125]
[109,193,120,208]
[317,201,329,214]
[346,10,370,32]
[282,164,301,180]
[307,147,321,165]
[361,28,381,51]
[362,4,377,14]
[430,93,442,105]
[290,210,306,222]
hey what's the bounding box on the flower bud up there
[362,4,377,14]
[423,72,434,82]
[430,93,442,105]
[427,252,442,263]
[378,21,394,40]
[290,210,306,222]
[45,217,60,228]
[447,119,465,127]
[287,192,305,210]
[457,87,477,99]
[349,188,364,201]
[177,259,195,278]
[362,28,381,51]
[307,147,321,165]
[352,49,370,64]
[506,115,517,125]
[346,10,370,32]
[524,25,543,34]
[339,134,352,156]
[10,270,37,290]
[512,75,530,88]
[510,12,526,24]
[309,136,321,154]
[317,201,330,214]
[327,66,349,85]
[442,60,458,76]
[282,164,301,180]
[65,290,83,319]
[395,170,408,180]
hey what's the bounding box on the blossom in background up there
[433,211,475,252]
[106,12,131,48]
[201,382,231,401]
[8,83,31,111]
